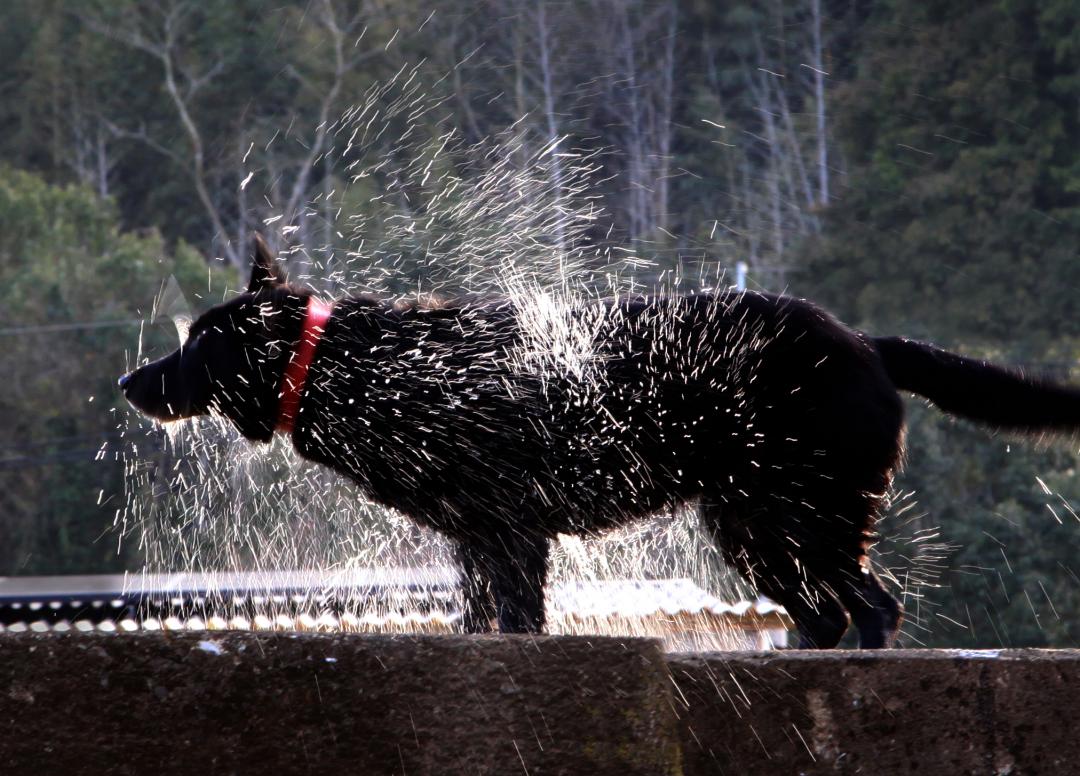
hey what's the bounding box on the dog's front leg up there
[487,535,550,634]
[456,542,496,634]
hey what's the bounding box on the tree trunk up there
[811,0,829,206]
[536,1,566,254]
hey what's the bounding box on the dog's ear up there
[248,233,287,292]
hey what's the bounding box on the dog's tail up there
[873,336,1080,434]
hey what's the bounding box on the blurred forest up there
[1,0,1079,648]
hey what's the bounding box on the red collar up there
[276,297,333,435]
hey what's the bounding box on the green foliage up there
[889,403,1080,647]
[801,0,1080,348]
[0,166,221,574]
[798,0,1080,646]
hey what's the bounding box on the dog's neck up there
[276,296,333,435]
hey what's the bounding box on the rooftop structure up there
[0,571,790,649]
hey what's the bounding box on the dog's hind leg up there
[700,498,850,649]
[456,542,497,634]
[797,479,904,648]
[811,554,902,648]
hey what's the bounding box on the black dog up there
[120,237,1080,648]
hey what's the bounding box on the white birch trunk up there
[811,0,829,206]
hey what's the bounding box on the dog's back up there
[295,291,901,533]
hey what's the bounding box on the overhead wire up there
[0,319,144,336]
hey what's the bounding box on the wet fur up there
[121,242,1080,648]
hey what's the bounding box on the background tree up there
[798,0,1080,647]
[0,166,218,574]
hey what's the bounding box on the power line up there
[0,429,166,470]
[0,431,123,454]
[0,319,145,337]
[0,439,165,471]
[0,447,114,471]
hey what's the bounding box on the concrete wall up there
[0,632,679,775]
[1,633,1074,775]
[671,649,1075,775]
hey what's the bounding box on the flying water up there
[114,44,952,652]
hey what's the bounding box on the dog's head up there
[119,235,307,442]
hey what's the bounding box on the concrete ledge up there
[0,633,679,775]
[4,636,1077,774]
[670,649,1075,775]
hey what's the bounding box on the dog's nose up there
[118,373,133,391]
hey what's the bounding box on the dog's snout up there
[118,372,133,391]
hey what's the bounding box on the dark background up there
[1,0,1078,648]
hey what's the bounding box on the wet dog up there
[120,236,1080,647]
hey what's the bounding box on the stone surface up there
[5,635,1080,775]
[0,632,680,775]
[670,648,1079,776]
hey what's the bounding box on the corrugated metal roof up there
[0,567,458,602]
[1,611,461,635]
[0,571,790,639]
[549,579,786,621]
